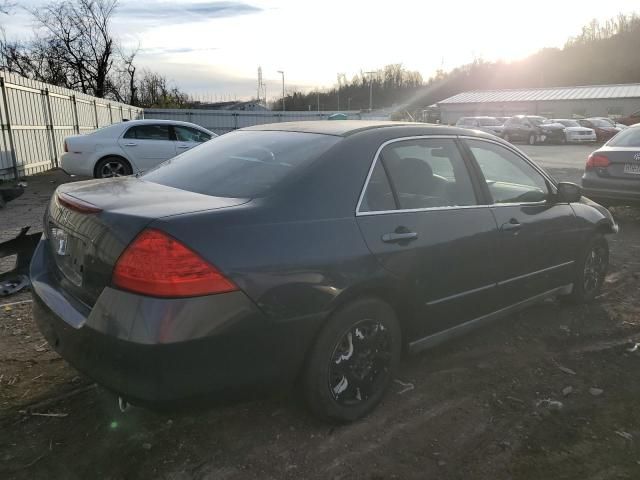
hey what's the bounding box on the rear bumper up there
[582,174,640,205]
[30,239,321,405]
[60,153,94,177]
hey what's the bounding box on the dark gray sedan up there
[582,125,640,206]
[31,121,617,423]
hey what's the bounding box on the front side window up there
[174,126,212,143]
[465,139,549,204]
[360,138,477,212]
[123,125,171,140]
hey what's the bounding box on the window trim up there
[459,136,559,207]
[355,135,487,217]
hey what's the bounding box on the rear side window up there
[607,127,640,147]
[142,130,340,198]
[360,138,477,212]
[124,125,171,140]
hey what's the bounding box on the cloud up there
[117,1,262,24]
[140,46,219,55]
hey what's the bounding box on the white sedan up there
[61,119,217,178]
[550,119,597,143]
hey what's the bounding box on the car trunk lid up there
[47,177,248,306]
[597,147,640,180]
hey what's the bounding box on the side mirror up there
[557,182,582,203]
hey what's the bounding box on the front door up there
[356,137,501,340]
[118,124,177,172]
[463,138,581,303]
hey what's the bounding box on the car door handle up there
[177,145,190,149]
[501,219,522,232]
[381,231,418,243]
[124,142,137,147]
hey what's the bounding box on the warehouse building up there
[436,83,640,124]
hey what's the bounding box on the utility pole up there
[336,73,341,111]
[365,71,375,112]
[277,70,285,111]
[317,91,320,112]
[348,97,352,110]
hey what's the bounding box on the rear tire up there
[303,298,401,423]
[566,234,609,303]
[95,156,132,178]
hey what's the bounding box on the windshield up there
[527,117,547,126]
[478,118,502,126]
[555,120,580,127]
[590,119,612,127]
[142,130,340,198]
[607,127,640,147]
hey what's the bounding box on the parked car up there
[550,119,596,143]
[577,118,620,142]
[582,124,640,206]
[61,119,217,178]
[617,109,640,126]
[495,116,511,124]
[32,121,616,422]
[591,117,628,130]
[455,116,504,136]
[502,115,566,145]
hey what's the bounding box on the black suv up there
[502,115,566,145]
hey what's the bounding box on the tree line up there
[0,0,189,108]
[270,64,424,111]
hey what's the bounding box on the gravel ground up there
[1,151,640,480]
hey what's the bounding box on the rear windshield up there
[607,127,640,147]
[142,130,340,198]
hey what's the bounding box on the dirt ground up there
[1,168,640,479]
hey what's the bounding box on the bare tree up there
[27,0,118,97]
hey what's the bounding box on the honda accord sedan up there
[61,119,216,178]
[31,121,617,422]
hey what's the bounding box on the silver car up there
[455,116,504,136]
[582,124,640,206]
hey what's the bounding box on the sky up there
[3,0,639,100]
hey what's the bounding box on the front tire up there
[95,156,132,178]
[303,298,401,423]
[528,133,537,145]
[566,234,609,303]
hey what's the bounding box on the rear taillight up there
[63,140,68,153]
[112,229,238,298]
[586,153,610,170]
[56,192,102,214]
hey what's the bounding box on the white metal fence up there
[144,109,390,135]
[0,72,143,180]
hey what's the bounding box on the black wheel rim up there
[100,161,126,178]
[328,319,392,406]
[583,245,607,294]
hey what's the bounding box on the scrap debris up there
[393,379,415,394]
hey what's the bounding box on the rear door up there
[356,136,501,340]
[462,137,581,303]
[173,125,213,154]
[118,124,177,171]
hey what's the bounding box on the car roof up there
[242,120,424,137]
[242,120,480,137]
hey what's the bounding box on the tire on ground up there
[94,156,132,178]
[302,297,402,423]
[565,234,609,303]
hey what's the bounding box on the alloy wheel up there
[100,161,127,178]
[328,319,392,406]
[583,245,607,294]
